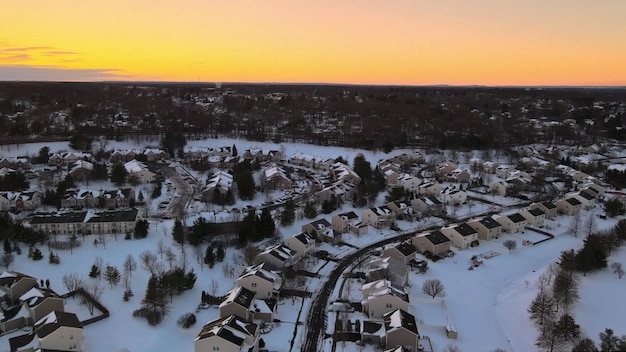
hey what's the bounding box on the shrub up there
[133,307,164,326]
[470,240,480,247]
[176,313,197,329]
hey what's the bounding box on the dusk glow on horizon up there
[2,0,626,86]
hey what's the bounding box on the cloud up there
[0,46,54,52]
[0,64,133,81]
[0,54,32,61]
[43,50,79,56]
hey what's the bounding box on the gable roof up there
[195,315,257,346]
[392,242,417,256]
[527,208,545,217]
[425,231,450,245]
[35,311,82,339]
[507,213,527,223]
[9,332,37,352]
[453,223,477,237]
[565,197,582,206]
[383,309,419,335]
[541,201,557,209]
[336,211,358,221]
[479,217,502,229]
[221,286,255,310]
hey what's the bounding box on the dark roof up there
[294,232,312,245]
[527,208,545,217]
[565,197,582,206]
[86,208,138,223]
[394,242,417,256]
[479,217,501,229]
[541,201,557,209]
[362,320,383,334]
[383,309,419,335]
[0,271,35,289]
[231,286,255,308]
[309,218,331,229]
[9,332,36,352]
[35,311,82,339]
[2,304,24,322]
[426,196,442,205]
[578,190,595,200]
[196,315,256,346]
[426,231,451,245]
[337,211,358,220]
[507,213,527,223]
[454,223,477,237]
[30,211,87,224]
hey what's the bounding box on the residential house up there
[362,206,395,228]
[331,211,359,233]
[289,152,317,169]
[361,280,409,319]
[530,201,558,219]
[0,271,37,305]
[219,286,256,322]
[383,309,420,351]
[0,157,30,170]
[496,165,513,179]
[317,180,355,204]
[284,232,315,259]
[29,211,88,236]
[382,242,417,265]
[520,208,546,227]
[384,169,401,186]
[263,165,292,191]
[19,287,65,323]
[496,213,528,233]
[330,162,361,184]
[194,315,259,352]
[68,160,94,182]
[361,320,385,346]
[84,208,139,236]
[555,197,582,216]
[365,256,409,287]
[253,244,297,270]
[482,161,499,174]
[123,160,155,183]
[412,231,451,256]
[467,217,502,241]
[1,191,42,211]
[236,264,282,298]
[440,223,478,250]
[302,218,332,238]
[100,188,135,208]
[438,187,467,205]
[143,148,168,161]
[489,180,515,197]
[446,169,470,183]
[202,171,233,202]
[567,190,596,208]
[0,192,10,211]
[9,311,83,352]
[416,181,442,197]
[436,161,457,177]
[410,196,445,217]
[396,174,421,193]
[386,201,414,220]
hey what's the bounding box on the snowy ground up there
[2,138,626,352]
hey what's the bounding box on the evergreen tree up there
[551,268,579,312]
[576,234,608,274]
[304,201,317,219]
[572,338,598,352]
[189,217,212,246]
[605,198,626,217]
[134,219,149,239]
[89,264,101,278]
[599,328,622,352]
[104,265,121,288]
[232,144,238,157]
[3,238,12,254]
[203,245,215,268]
[535,314,581,352]
[172,220,185,245]
[110,163,128,186]
[528,291,555,328]
[215,244,225,262]
[138,274,169,325]
[280,200,296,226]
[233,161,256,200]
[237,210,257,246]
[256,208,275,240]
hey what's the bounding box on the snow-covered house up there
[496,213,528,233]
[19,287,65,323]
[362,206,395,228]
[0,191,42,211]
[416,181,442,197]
[364,256,409,287]
[440,223,478,250]
[436,161,457,177]
[123,160,155,183]
[361,280,409,319]
[410,196,445,217]
[331,211,359,233]
[9,311,83,352]
[317,180,355,204]
[555,197,582,216]
[396,174,421,193]
[68,160,94,182]
[263,165,292,191]
[330,162,361,184]
[284,232,315,259]
[194,315,259,352]
[219,286,256,322]
[253,244,297,270]
[236,264,282,298]
[467,217,502,241]
[0,271,38,305]
[445,169,470,183]
[302,218,332,238]
[202,171,233,202]
[383,309,420,351]
[438,186,467,205]
[520,208,546,227]
[385,201,414,220]
[530,201,558,219]
[412,231,451,256]
[382,242,417,265]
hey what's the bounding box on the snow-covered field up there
[1,138,626,352]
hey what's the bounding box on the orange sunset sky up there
[1,0,625,86]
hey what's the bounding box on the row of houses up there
[0,271,85,352]
[29,208,141,236]
[0,191,41,211]
[60,188,135,209]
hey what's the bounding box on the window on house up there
[386,303,392,308]
[212,347,220,351]
[251,283,257,287]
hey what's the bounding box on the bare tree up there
[157,238,166,259]
[210,279,219,296]
[244,244,261,265]
[442,344,462,352]
[139,250,163,276]
[611,262,624,279]
[192,245,204,270]
[503,240,517,253]
[570,212,583,237]
[62,272,85,293]
[93,256,104,279]
[422,279,446,299]
[1,253,14,269]
[123,254,137,277]
[83,280,104,315]
[584,213,597,236]
[164,247,177,270]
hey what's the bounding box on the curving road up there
[301,229,431,352]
